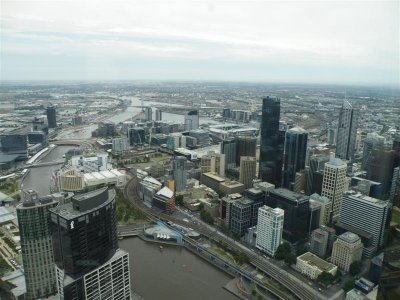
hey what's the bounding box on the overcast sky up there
[1,0,399,86]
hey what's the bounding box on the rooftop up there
[270,188,309,204]
[156,186,174,199]
[338,231,361,244]
[50,188,115,220]
[297,252,337,272]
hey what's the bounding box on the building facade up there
[184,110,199,131]
[331,232,363,272]
[172,156,187,192]
[112,137,129,156]
[336,100,359,161]
[201,151,225,177]
[50,187,131,299]
[221,138,237,169]
[282,127,308,190]
[17,193,58,300]
[239,156,257,189]
[259,96,284,186]
[338,191,390,258]
[296,252,337,280]
[46,106,57,128]
[255,206,284,257]
[321,157,348,222]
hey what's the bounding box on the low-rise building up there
[152,187,175,214]
[296,252,337,280]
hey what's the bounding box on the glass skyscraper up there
[17,192,58,300]
[46,105,57,128]
[50,187,131,299]
[259,96,284,186]
[282,127,308,190]
[336,100,359,161]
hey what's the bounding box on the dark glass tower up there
[282,127,308,190]
[46,106,57,128]
[259,96,284,186]
[236,136,257,166]
[221,138,237,169]
[336,100,358,161]
[50,187,131,299]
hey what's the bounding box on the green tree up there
[200,209,214,225]
[342,278,355,292]
[296,244,308,256]
[275,242,291,260]
[175,195,184,206]
[349,261,362,276]
[317,271,335,286]
[284,253,296,265]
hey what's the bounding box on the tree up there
[349,261,362,276]
[275,242,291,260]
[175,195,184,206]
[296,244,308,256]
[342,278,355,292]
[200,209,214,225]
[284,253,296,265]
[317,271,335,286]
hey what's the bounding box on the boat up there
[159,245,164,250]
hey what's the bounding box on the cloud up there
[1,0,399,84]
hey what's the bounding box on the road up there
[123,175,331,300]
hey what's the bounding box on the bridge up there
[25,160,65,168]
[118,228,142,238]
[123,175,327,300]
[52,139,96,146]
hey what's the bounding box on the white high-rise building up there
[339,191,390,258]
[256,206,284,257]
[184,110,199,131]
[321,157,347,222]
[70,153,112,173]
[112,137,129,156]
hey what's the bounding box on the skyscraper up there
[172,156,187,192]
[259,96,284,186]
[362,132,384,170]
[256,206,284,256]
[321,157,347,222]
[155,109,162,121]
[184,110,199,131]
[46,106,57,128]
[144,107,152,121]
[239,156,257,189]
[338,191,390,258]
[236,136,257,166]
[50,187,131,299]
[336,100,359,160]
[282,127,308,190]
[17,191,58,299]
[306,154,330,195]
[221,138,237,169]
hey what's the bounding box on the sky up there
[1,0,399,86]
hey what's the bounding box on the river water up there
[21,146,236,300]
[58,96,220,140]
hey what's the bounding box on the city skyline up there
[1,1,399,86]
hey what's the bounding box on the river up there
[20,145,236,300]
[57,96,220,140]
